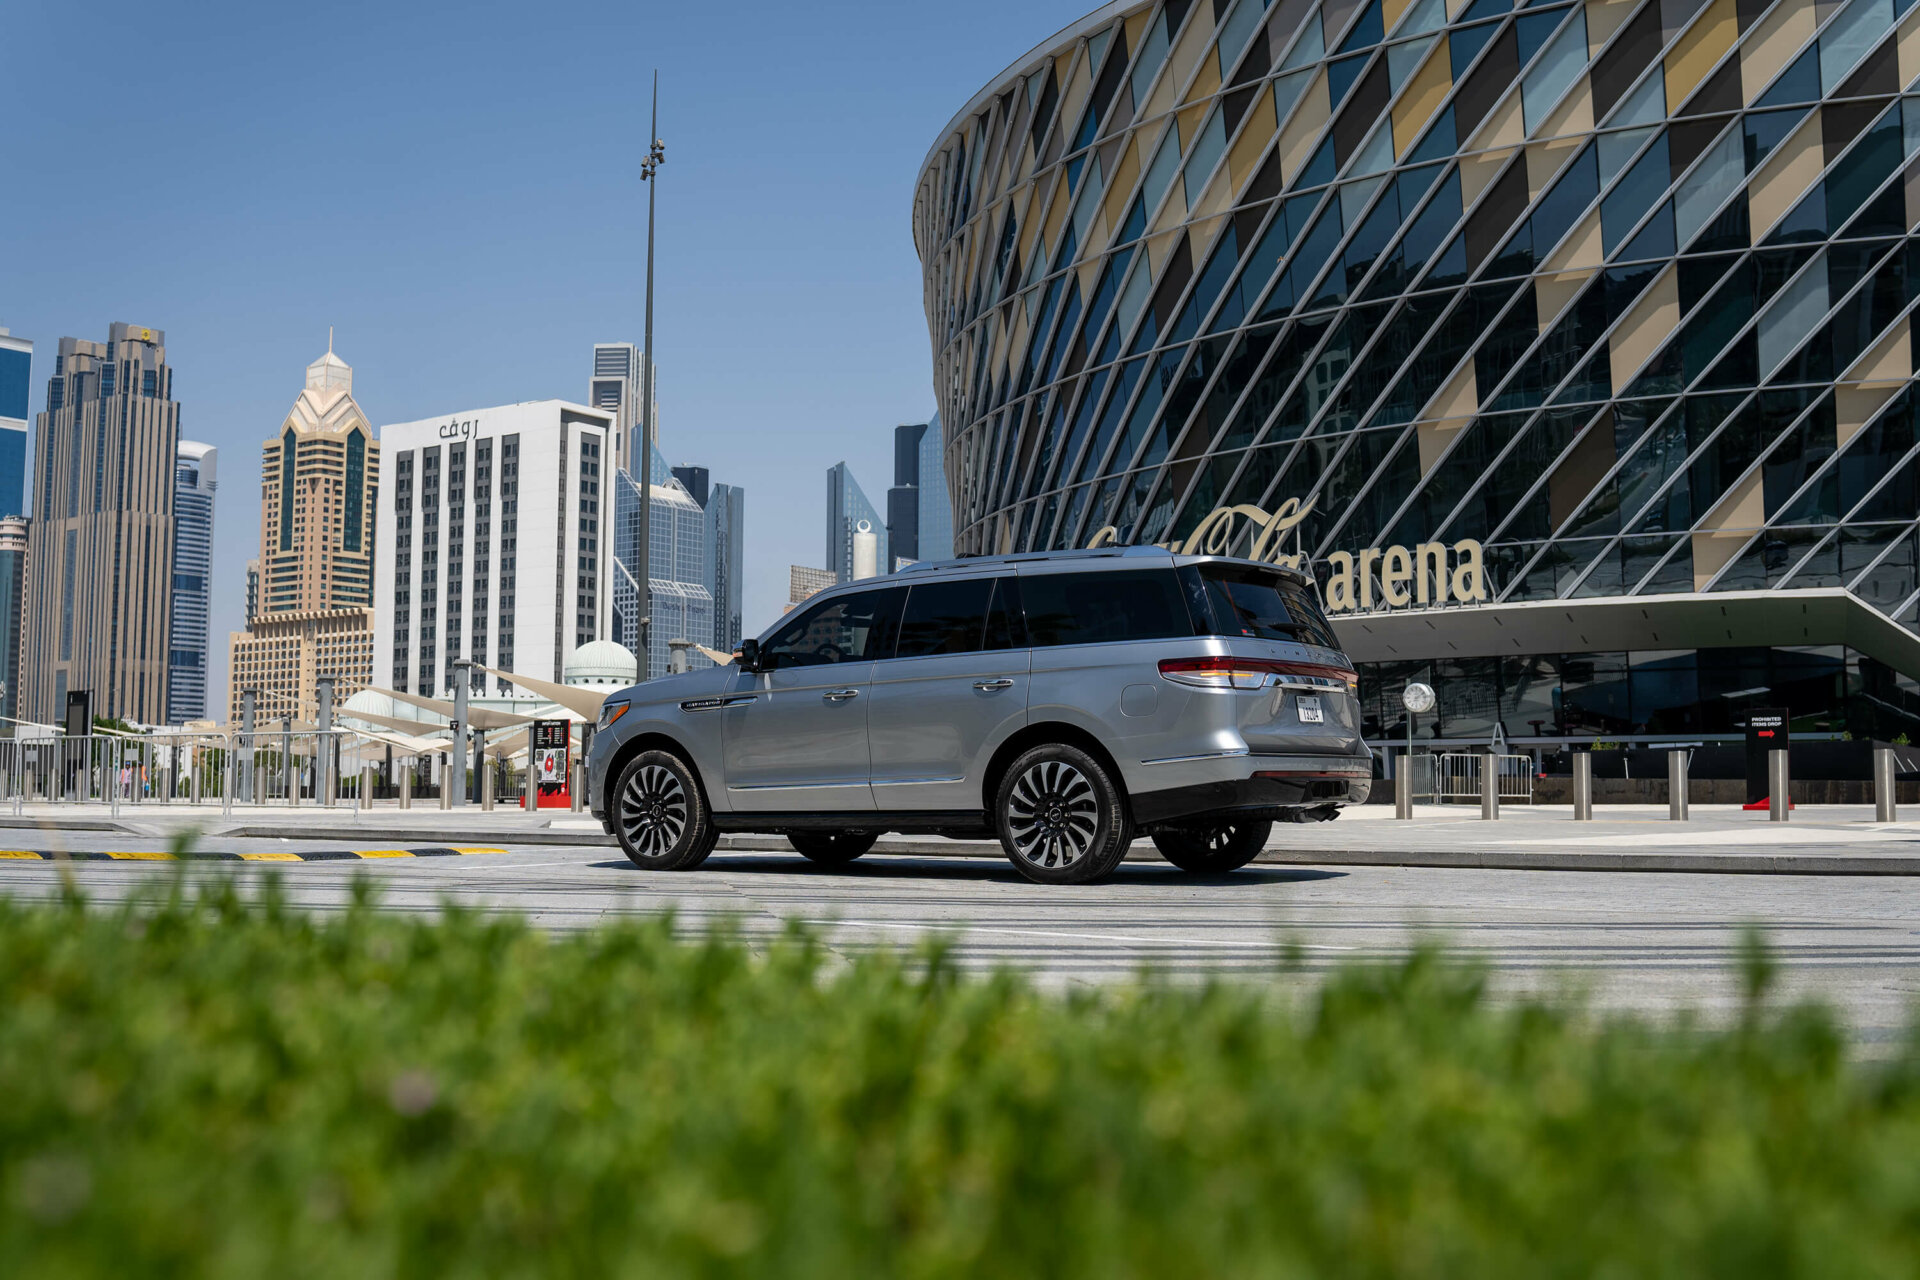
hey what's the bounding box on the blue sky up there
[3,0,1091,707]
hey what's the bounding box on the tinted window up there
[896,578,995,658]
[1020,570,1195,647]
[762,587,904,667]
[1186,563,1340,649]
[983,578,1025,651]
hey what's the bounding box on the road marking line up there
[821,919,1358,951]
[0,846,516,863]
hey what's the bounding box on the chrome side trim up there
[1140,747,1253,766]
[727,778,870,792]
[681,695,757,712]
[870,776,968,787]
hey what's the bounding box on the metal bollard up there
[570,763,585,813]
[1573,752,1593,820]
[1668,749,1689,821]
[1480,751,1499,820]
[481,760,495,812]
[1875,746,1898,822]
[1395,752,1412,819]
[1769,748,1790,823]
[439,763,453,811]
[362,764,376,816]
[399,766,412,810]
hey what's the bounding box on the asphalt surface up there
[4,835,1918,1048]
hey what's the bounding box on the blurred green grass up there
[2,875,1917,1278]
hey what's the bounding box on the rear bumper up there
[1131,758,1373,826]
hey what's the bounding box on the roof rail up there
[892,545,1163,574]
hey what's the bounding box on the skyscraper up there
[168,442,216,724]
[228,343,381,724]
[0,517,25,730]
[917,412,952,563]
[0,328,30,518]
[886,427,922,566]
[885,415,953,569]
[23,323,179,725]
[707,482,745,651]
[826,462,886,583]
[612,468,713,679]
[589,343,657,476]
[669,464,746,653]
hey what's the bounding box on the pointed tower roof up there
[305,328,352,396]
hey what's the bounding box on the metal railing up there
[1435,753,1535,805]
[0,731,537,815]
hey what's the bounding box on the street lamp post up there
[637,72,666,676]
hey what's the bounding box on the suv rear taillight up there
[1157,656,1357,692]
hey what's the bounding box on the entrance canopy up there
[1331,588,1920,681]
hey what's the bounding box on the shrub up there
[1,876,1916,1277]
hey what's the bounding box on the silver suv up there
[587,547,1370,884]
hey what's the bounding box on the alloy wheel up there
[1006,760,1099,869]
[620,763,688,859]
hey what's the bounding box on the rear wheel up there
[1150,818,1272,874]
[788,830,879,865]
[613,751,715,871]
[994,744,1132,885]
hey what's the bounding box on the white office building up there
[373,400,612,699]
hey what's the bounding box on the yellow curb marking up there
[238,852,304,862]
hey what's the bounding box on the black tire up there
[611,750,715,871]
[993,744,1132,885]
[1150,818,1273,874]
[788,830,879,865]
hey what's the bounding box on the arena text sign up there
[1085,497,1487,615]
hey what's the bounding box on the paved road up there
[3,837,1917,1046]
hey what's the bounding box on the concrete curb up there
[0,816,133,833]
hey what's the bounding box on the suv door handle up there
[973,678,1016,691]
[822,688,860,702]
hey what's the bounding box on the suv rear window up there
[1184,563,1340,649]
[1020,570,1198,647]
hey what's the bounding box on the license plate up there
[1296,696,1324,724]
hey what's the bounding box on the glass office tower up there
[916,0,1920,744]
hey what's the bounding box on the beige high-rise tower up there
[227,340,380,724]
[22,324,179,726]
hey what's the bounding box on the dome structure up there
[564,640,639,687]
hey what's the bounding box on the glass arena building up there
[915,0,1920,747]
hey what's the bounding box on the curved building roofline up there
[916,0,1139,198]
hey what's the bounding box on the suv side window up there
[760,586,905,668]
[896,577,994,658]
[893,576,1027,658]
[1019,570,1197,647]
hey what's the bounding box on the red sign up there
[532,720,571,810]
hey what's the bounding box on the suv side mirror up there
[737,638,762,672]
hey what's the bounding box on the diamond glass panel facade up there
[917,0,1920,743]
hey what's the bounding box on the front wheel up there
[613,751,716,871]
[1151,819,1272,874]
[994,744,1132,885]
[788,831,879,866]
